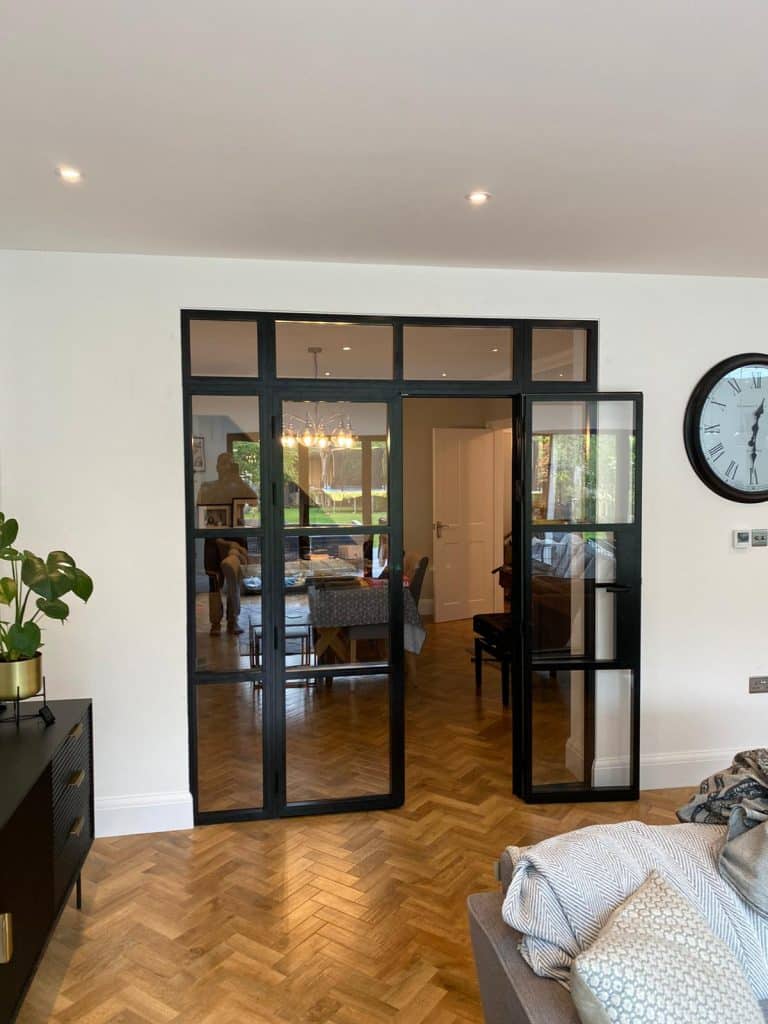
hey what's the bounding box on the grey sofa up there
[467,851,768,1024]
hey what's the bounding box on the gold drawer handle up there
[0,913,12,964]
[67,769,85,789]
[69,816,84,839]
[68,722,83,741]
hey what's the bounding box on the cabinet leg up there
[474,639,483,695]
[76,872,82,911]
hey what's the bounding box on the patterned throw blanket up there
[677,749,768,918]
[501,820,768,997]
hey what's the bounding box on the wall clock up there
[684,353,768,502]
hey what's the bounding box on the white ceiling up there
[3,1,768,276]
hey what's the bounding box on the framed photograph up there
[232,497,259,528]
[191,436,206,472]
[198,504,231,529]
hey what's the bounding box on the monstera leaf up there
[36,597,70,621]
[6,622,41,659]
[0,517,18,549]
[22,550,77,600]
[0,516,93,661]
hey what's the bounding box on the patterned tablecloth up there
[307,583,425,654]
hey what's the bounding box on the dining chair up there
[348,555,429,662]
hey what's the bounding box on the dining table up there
[307,579,425,660]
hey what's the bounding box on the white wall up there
[2,249,768,834]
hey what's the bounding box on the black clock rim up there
[683,352,768,503]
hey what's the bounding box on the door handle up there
[434,520,448,539]
[603,584,631,594]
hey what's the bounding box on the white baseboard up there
[95,790,194,838]
[587,747,732,791]
[419,598,434,616]
[640,747,733,791]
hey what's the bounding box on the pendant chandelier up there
[280,347,357,450]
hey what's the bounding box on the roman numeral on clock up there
[728,379,742,394]
[708,442,725,461]
[702,424,720,433]
[725,460,739,480]
[710,400,726,409]
[750,467,759,485]
[754,373,763,389]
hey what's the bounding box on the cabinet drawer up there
[53,781,90,857]
[53,798,91,908]
[52,716,90,807]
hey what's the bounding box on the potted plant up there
[0,514,93,701]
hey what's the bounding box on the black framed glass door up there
[269,391,405,815]
[517,393,643,802]
[183,311,636,822]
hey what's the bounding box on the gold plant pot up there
[0,654,42,701]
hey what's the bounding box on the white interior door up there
[432,428,495,622]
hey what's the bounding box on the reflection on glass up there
[192,396,260,528]
[531,401,636,524]
[532,669,585,787]
[531,328,587,381]
[404,325,514,380]
[282,401,388,526]
[531,531,615,659]
[531,668,633,790]
[282,533,392,673]
[189,319,258,377]
[196,682,263,811]
[194,535,262,672]
[276,321,393,379]
[286,673,390,802]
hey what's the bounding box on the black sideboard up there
[0,699,94,1022]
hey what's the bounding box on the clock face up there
[685,356,768,501]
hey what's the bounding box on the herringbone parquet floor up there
[20,619,689,1023]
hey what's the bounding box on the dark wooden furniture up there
[473,614,517,708]
[0,699,93,1022]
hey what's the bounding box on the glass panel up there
[192,396,261,528]
[282,401,388,526]
[286,671,391,802]
[531,531,616,659]
[404,324,513,380]
[189,319,258,377]
[531,327,587,381]
[196,681,263,811]
[283,532,400,673]
[276,321,393,379]
[531,400,636,524]
[194,535,262,672]
[531,668,633,790]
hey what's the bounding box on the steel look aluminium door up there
[517,393,642,802]
[269,390,405,816]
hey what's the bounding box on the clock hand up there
[748,399,765,466]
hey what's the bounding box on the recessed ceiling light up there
[466,190,491,205]
[342,346,351,351]
[491,347,500,353]
[57,165,83,184]
[441,372,448,377]
[324,371,331,376]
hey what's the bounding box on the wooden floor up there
[21,619,689,1023]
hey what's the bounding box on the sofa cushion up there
[571,872,764,1024]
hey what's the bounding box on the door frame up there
[182,312,603,825]
[515,392,643,803]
